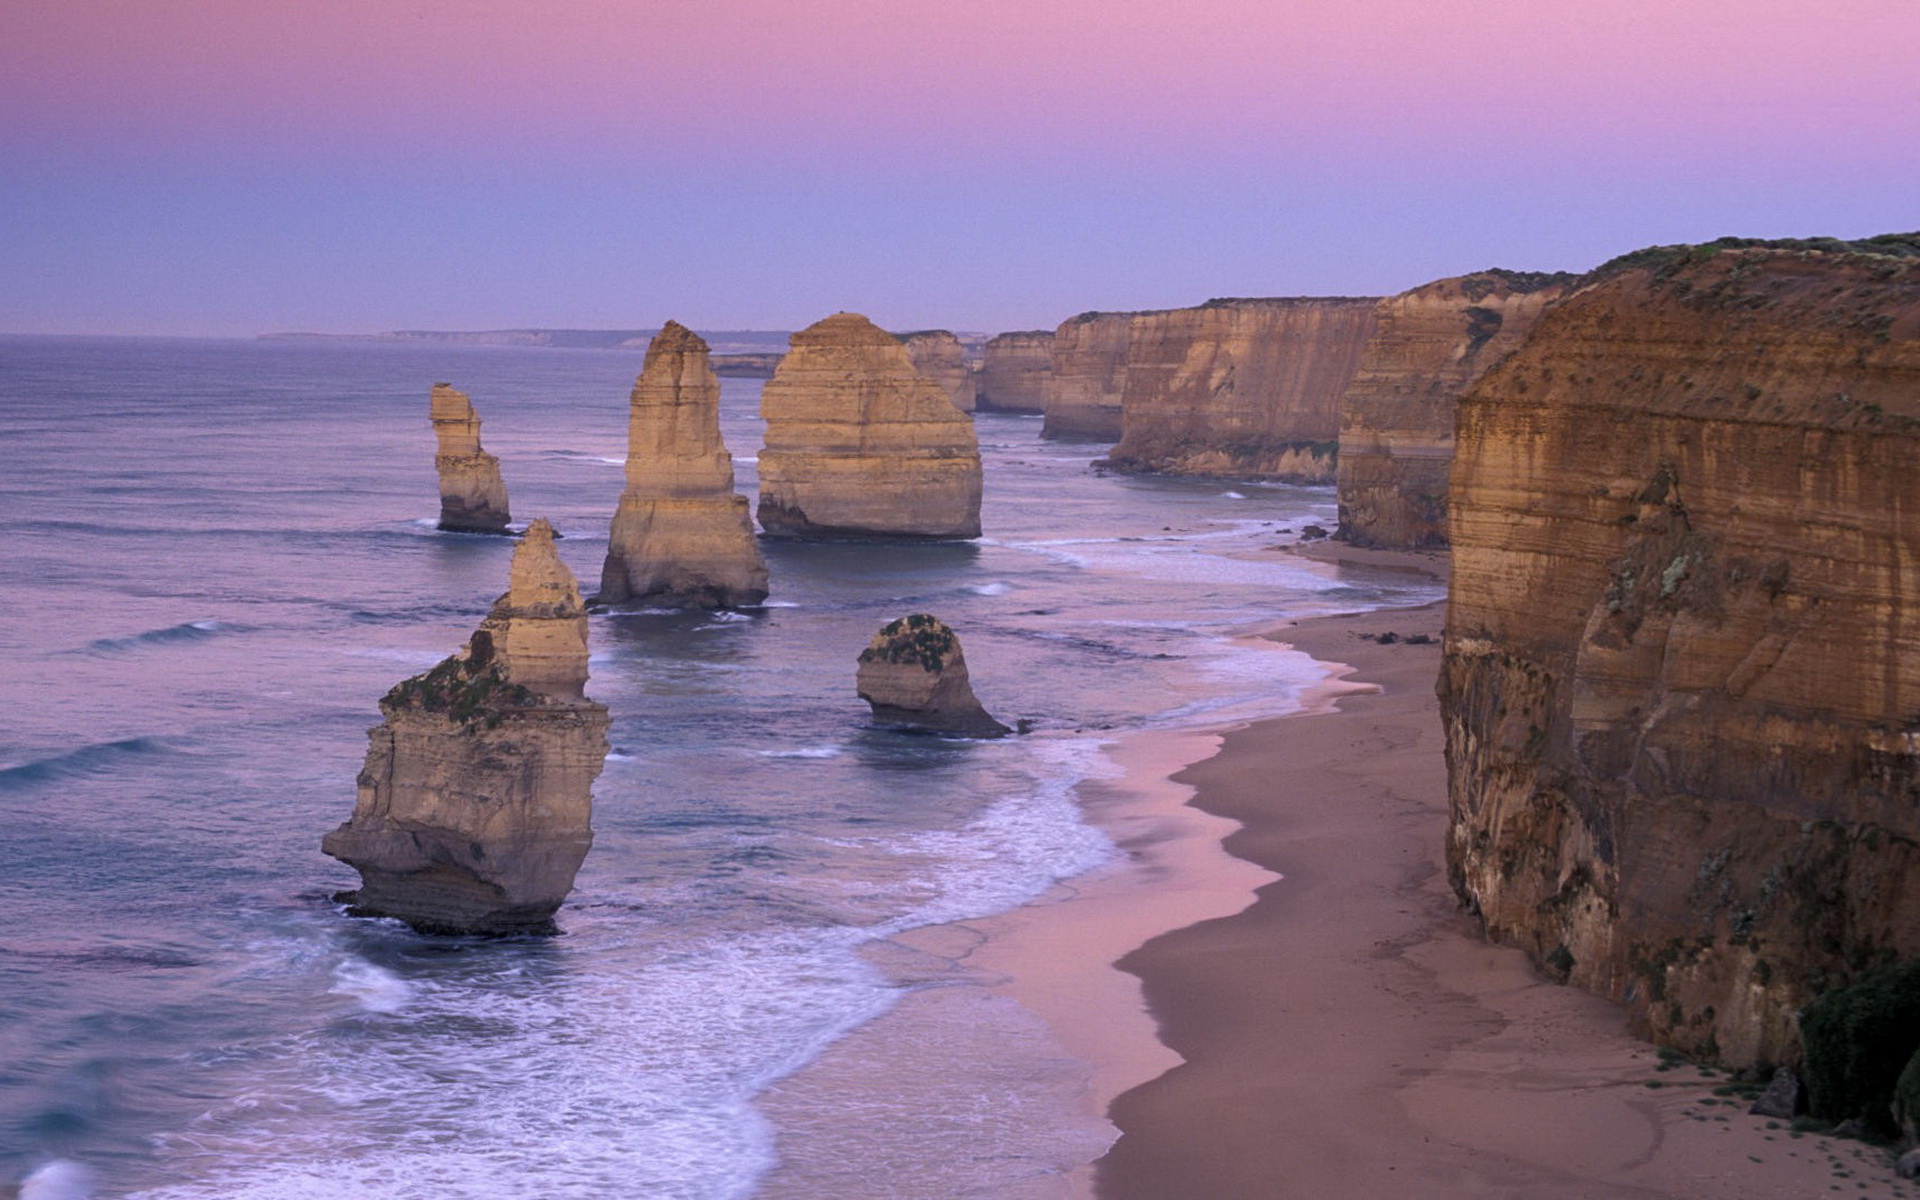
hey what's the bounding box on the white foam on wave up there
[758,745,842,760]
[1223,490,1246,500]
[19,1160,97,1200]
[327,958,412,1015]
[965,581,1012,596]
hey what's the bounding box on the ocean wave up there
[0,737,184,791]
[84,619,235,653]
[757,745,843,760]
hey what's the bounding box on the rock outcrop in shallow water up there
[1440,234,1920,1068]
[595,321,768,608]
[857,613,1009,736]
[757,313,982,540]
[1335,270,1577,548]
[1101,297,1380,481]
[899,329,978,413]
[323,519,610,934]
[431,383,512,534]
[978,330,1053,413]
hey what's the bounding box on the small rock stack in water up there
[323,519,610,934]
[430,383,512,534]
[596,321,769,608]
[856,613,1009,737]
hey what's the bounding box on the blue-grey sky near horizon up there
[4,0,1916,337]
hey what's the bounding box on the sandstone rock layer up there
[596,321,769,608]
[431,383,512,534]
[1440,238,1920,1068]
[978,331,1053,413]
[899,330,979,413]
[1043,312,1137,441]
[1103,297,1381,481]
[757,313,982,540]
[323,519,610,934]
[857,613,1009,737]
[1335,271,1576,548]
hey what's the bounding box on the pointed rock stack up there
[856,613,1009,737]
[430,383,512,534]
[596,321,769,608]
[757,313,983,540]
[323,519,610,935]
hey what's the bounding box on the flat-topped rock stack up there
[323,519,610,935]
[430,383,512,534]
[757,312,983,540]
[1043,311,1136,440]
[899,329,979,413]
[857,613,1009,737]
[977,330,1054,413]
[595,321,768,608]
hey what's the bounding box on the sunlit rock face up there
[899,329,979,413]
[856,613,1009,737]
[1334,270,1578,548]
[323,520,610,935]
[1042,311,1135,441]
[595,321,768,609]
[757,313,982,540]
[1440,236,1920,1068]
[430,383,512,534]
[1100,298,1381,482]
[977,331,1053,414]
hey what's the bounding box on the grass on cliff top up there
[1458,269,1584,300]
[1589,232,1920,282]
[859,613,957,673]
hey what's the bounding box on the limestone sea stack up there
[757,313,983,540]
[899,329,979,413]
[1043,311,1136,440]
[596,321,769,608]
[323,519,610,935]
[856,613,1009,737]
[977,330,1054,413]
[430,383,512,534]
[1102,297,1381,481]
[1335,271,1579,549]
[1440,234,1920,1069]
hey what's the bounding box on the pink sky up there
[4,0,1916,333]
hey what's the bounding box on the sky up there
[3,0,1916,336]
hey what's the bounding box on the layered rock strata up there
[1101,298,1381,481]
[757,313,982,540]
[596,321,768,608]
[899,329,978,413]
[323,519,610,934]
[1335,271,1578,548]
[430,383,512,534]
[977,330,1054,413]
[857,613,1009,736]
[1440,236,1920,1068]
[1042,311,1137,440]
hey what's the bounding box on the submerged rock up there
[430,383,512,534]
[323,519,610,934]
[595,321,769,608]
[856,613,1009,737]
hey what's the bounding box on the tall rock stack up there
[977,330,1054,413]
[323,519,610,935]
[430,383,512,534]
[757,313,983,540]
[1102,297,1381,482]
[899,330,979,413]
[1440,235,1920,1068]
[1043,311,1137,441]
[1335,271,1577,548]
[596,321,769,608]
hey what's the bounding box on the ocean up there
[0,335,1440,1197]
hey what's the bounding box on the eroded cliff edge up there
[978,330,1053,413]
[1440,236,1920,1068]
[1335,271,1576,548]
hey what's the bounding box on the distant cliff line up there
[259,328,797,354]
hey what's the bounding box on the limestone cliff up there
[596,321,769,608]
[857,613,1009,737]
[323,519,610,934]
[1102,298,1381,481]
[899,329,979,413]
[1440,235,1920,1068]
[757,313,983,540]
[430,383,512,534]
[1335,271,1577,548]
[1043,311,1136,441]
[978,330,1054,413]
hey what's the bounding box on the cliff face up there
[431,383,512,534]
[857,613,1009,737]
[596,321,769,608]
[323,519,610,934]
[977,331,1053,413]
[1102,298,1380,481]
[1335,271,1577,548]
[899,330,979,413]
[1043,312,1134,441]
[757,313,983,540]
[1440,240,1920,1068]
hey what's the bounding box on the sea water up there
[0,336,1441,1197]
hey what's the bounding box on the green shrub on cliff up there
[1799,959,1920,1133]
